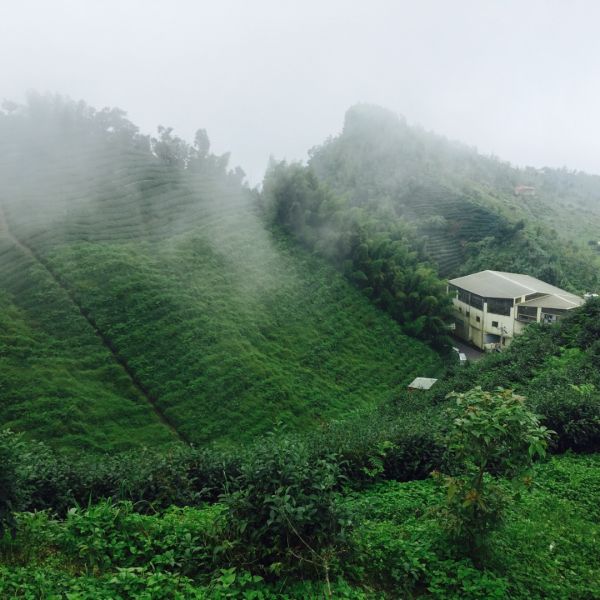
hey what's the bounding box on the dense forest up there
[0,96,598,598]
[261,163,452,347]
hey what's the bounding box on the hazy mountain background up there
[4,1,600,184]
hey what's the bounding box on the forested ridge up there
[261,105,599,356]
[306,104,600,290]
[0,96,598,598]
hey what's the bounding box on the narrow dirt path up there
[0,204,188,444]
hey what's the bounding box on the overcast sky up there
[2,0,599,184]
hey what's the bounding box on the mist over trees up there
[306,104,600,293]
[0,93,442,450]
[262,161,452,347]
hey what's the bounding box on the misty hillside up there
[0,95,441,453]
[308,104,600,290]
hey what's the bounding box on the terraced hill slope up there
[309,104,600,291]
[0,96,442,452]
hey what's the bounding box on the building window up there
[487,298,513,316]
[492,320,498,328]
[466,311,470,317]
[476,316,481,323]
[470,294,484,310]
[517,306,538,322]
[458,307,462,313]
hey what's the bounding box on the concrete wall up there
[452,297,516,350]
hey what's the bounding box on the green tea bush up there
[348,519,435,594]
[0,565,208,599]
[426,560,509,599]
[343,482,510,598]
[0,431,25,537]
[312,403,445,487]
[15,440,80,514]
[57,500,223,576]
[13,403,449,518]
[222,434,346,576]
[532,384,600,452]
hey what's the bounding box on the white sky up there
[2,0,600,184]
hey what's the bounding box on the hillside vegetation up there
[0,95,441,452]
[0,453,597,598]
[0,96,598,598]
[308,104,600,292]
[2,298,594,599]
[261,163,453,347]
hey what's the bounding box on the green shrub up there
[434,387,551,560]
[532,384,600,452]
[0,565,208,599]
[426,560,509,599]
[57,500,223,576]
[0,431,25,537]
[222,435,346,577]
[348,520,435,594]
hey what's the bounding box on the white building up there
[448,270,584,351]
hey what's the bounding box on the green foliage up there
[3,296,596,520]
[425,301,600,453]
[222,434,346,576]
[460,230,600,295]
[0,565,208,599]
[434,387,551,558]
[262,161,453,348]
[426,561,510,599]
[348,519,436,593]
[342,454,600,598]
[4,399,446,519]
[0,94,441,452]
[0,454,598,598]
[342,483,513,598]
[46,237,440,447]
[1,95,599,599]
[58,501,223,576]
[0,431,24,537]
[307,104,600,293]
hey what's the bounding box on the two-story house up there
[448,270,584,351]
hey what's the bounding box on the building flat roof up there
[449,270,583,307]
[520,294,581,310]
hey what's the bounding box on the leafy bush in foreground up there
[0,431,23,537]
[433,387,551,560]
[222,434,346,580]
[342,454,600,598]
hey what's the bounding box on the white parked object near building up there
[452,347,468,364]
[408,377,438,390]
[448,270,584,351]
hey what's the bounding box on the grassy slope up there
[40,187,442,445]
[0,236,176,453]
[0,100,442,450]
